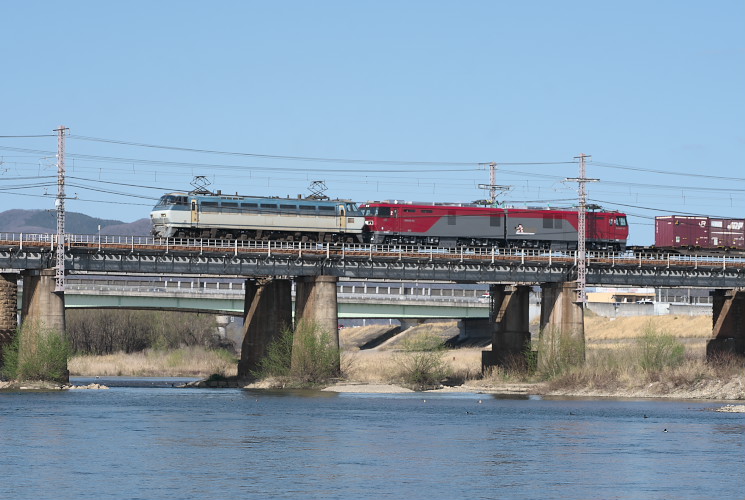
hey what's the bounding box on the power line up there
[588,198,739,219]
[69,134,577,167]
[0,134,57,138]
[590,160,745,182]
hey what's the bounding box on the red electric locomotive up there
[360,201,629,251]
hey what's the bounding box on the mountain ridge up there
[0,209,151,236]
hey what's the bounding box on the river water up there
[1,377,743,500]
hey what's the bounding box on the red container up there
[655,216,710,249]
[709,218,745,250]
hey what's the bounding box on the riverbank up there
[5,315,741,402]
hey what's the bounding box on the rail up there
[2,232,745,270]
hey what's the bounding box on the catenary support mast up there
[566,153,597,303]
[54,125,68,293]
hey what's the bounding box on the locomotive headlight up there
[365,220,374,225]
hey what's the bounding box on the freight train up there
[150,190,631,251]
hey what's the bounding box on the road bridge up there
[59,277,493,319]
[1,233,744,379]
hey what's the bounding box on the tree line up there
[65,310,227,354]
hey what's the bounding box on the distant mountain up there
[0,209,151,236]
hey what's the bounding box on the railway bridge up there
[1,233,744,379]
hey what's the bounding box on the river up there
[1,377,743,500]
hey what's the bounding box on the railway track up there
[2,233,744,271]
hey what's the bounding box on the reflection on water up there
[1,377,743,500]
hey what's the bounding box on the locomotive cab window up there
[377,207,391,217]
[157,195,188,207]
[616,216,628,227]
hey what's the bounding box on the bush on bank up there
[541,322,701,391]
[395,332,450,390]
[1,322,70,382]
[254,321,341,386]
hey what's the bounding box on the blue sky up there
[1,1,743,245]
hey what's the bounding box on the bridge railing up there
[2,232,745,269]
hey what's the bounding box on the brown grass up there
[584,315,711,340]
[69,346,238,377]
[343,347,482,384]
[376,321,460,349]
[339,324,397,348]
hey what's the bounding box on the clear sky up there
[1,1,743,245]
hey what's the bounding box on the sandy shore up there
[3,378,743,412]
[0,380,109,390]
[320,380,745,412]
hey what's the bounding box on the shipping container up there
[655,215,745,251]
[709,218,745,250]
[655,216,709,249]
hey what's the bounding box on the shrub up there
[255,321,341,386]
[2,323,70,382]
[535,327,585,380]
[636,322,685,372]
[396,332,450,390]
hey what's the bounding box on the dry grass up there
[376,321,460,349]
[343,347,482,384]
[584,315,711,340]
[69,346,238,378]
[544,353,745,399]
[339,325,397,349]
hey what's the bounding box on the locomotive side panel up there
[505,209,577,248]
[151,192,364,241]
[361,201,628,250]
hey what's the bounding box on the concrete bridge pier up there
[294,276,340,359]
[706,288,745,358]
[0,273,19,368]
[237,278,293,378]
[14,269,68,381]
[539,281,585,364]
[481,284,532,371]
[20,269,66,333]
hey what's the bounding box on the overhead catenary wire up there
[1,132,741,228]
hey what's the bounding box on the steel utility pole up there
[54,125,69,293]
[478,162,511,205]
[566,153,597,304]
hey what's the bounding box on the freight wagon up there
[655,216,745,252]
